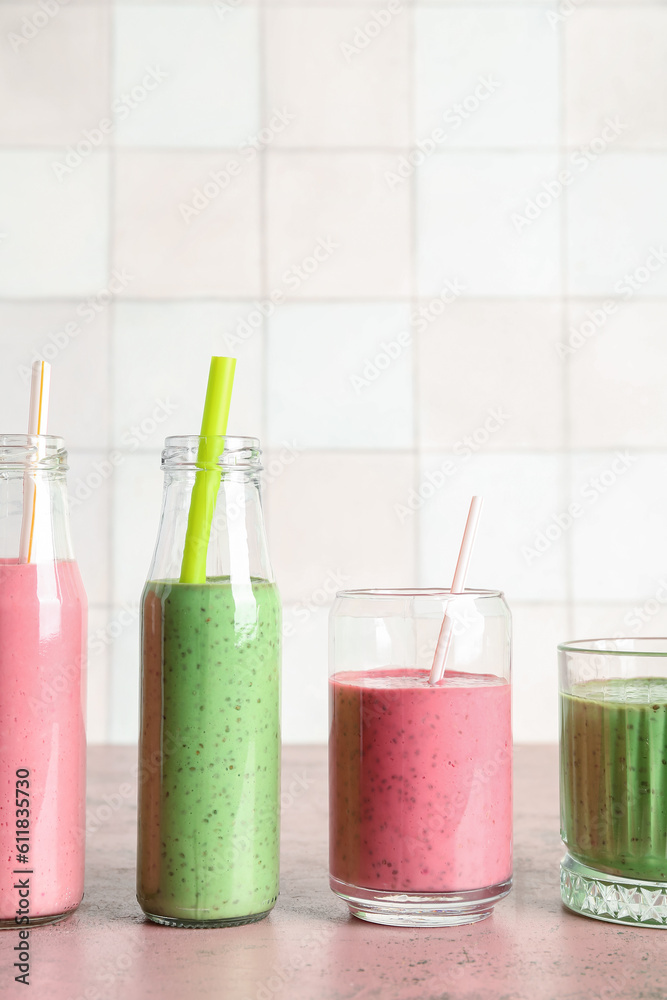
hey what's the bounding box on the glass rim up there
[335,587,504,600]
[558,637,667,657]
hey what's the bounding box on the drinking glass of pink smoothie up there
[329,588,512,926]
[0,435,87,928]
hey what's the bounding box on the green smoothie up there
[560,677,667,881]
[137,576,281,925]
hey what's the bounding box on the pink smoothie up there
[0,560,87,922]
[329,668,512,893]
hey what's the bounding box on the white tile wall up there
[512,603,567,744]
[108,605,141,744]
[0,303,111,448]
[416,300,564,450]
[266,303,413,449]
[0,150,109,297]
[111,452,164,609]
[566,154,667,297]
[113,6,260,147]
[0,1,664,746]
[0,4,110,147]
[282,606,329,745]
[417,152,561,297]
[568,301,667,449]
[265,451,416,604]
[565,8,667,149]
[573,603,667,646]
[415,8,559,147]
[112,301,264,443]
[570,452,667,604]
[266,7,411,148]
[418,453,567,602]
[266,152,412,298]
[67,451,113,608]
[113,151,261,297]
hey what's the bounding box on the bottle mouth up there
[0,434,67,471]
[161,435,261,471]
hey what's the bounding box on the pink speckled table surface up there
[2,745,666,1000]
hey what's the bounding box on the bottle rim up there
[161,435,261,470]
[0,434,67,470]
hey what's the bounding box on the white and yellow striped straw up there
[18,360,51,564]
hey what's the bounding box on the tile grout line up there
[6,145,667,154]
[409,1,421,589]
[109,1,667,5]
[259,0,269,454]
[66,445,667,457]
[558,0,575,640]
[105,0,116,745]
[6,294,667,305]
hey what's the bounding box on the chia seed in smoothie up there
[137,576,281,925]
[561,677,667,881]
[329,668,512,894]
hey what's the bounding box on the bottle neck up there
[148,469,274,584]
[0,469,74,563]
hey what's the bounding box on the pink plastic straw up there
[428,496,484,685]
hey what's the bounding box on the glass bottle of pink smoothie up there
[0,435,87,927]
[329,588,512,926]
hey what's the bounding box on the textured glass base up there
[330,875,512,927]
[0,907,78,930]
[143,908,273,929]
[561,854,667,928]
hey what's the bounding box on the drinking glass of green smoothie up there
[559,638,667,927]
[136,435,281,927]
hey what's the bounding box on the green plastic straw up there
[179,356,236,584]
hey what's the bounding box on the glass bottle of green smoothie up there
[137,436,281,927]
